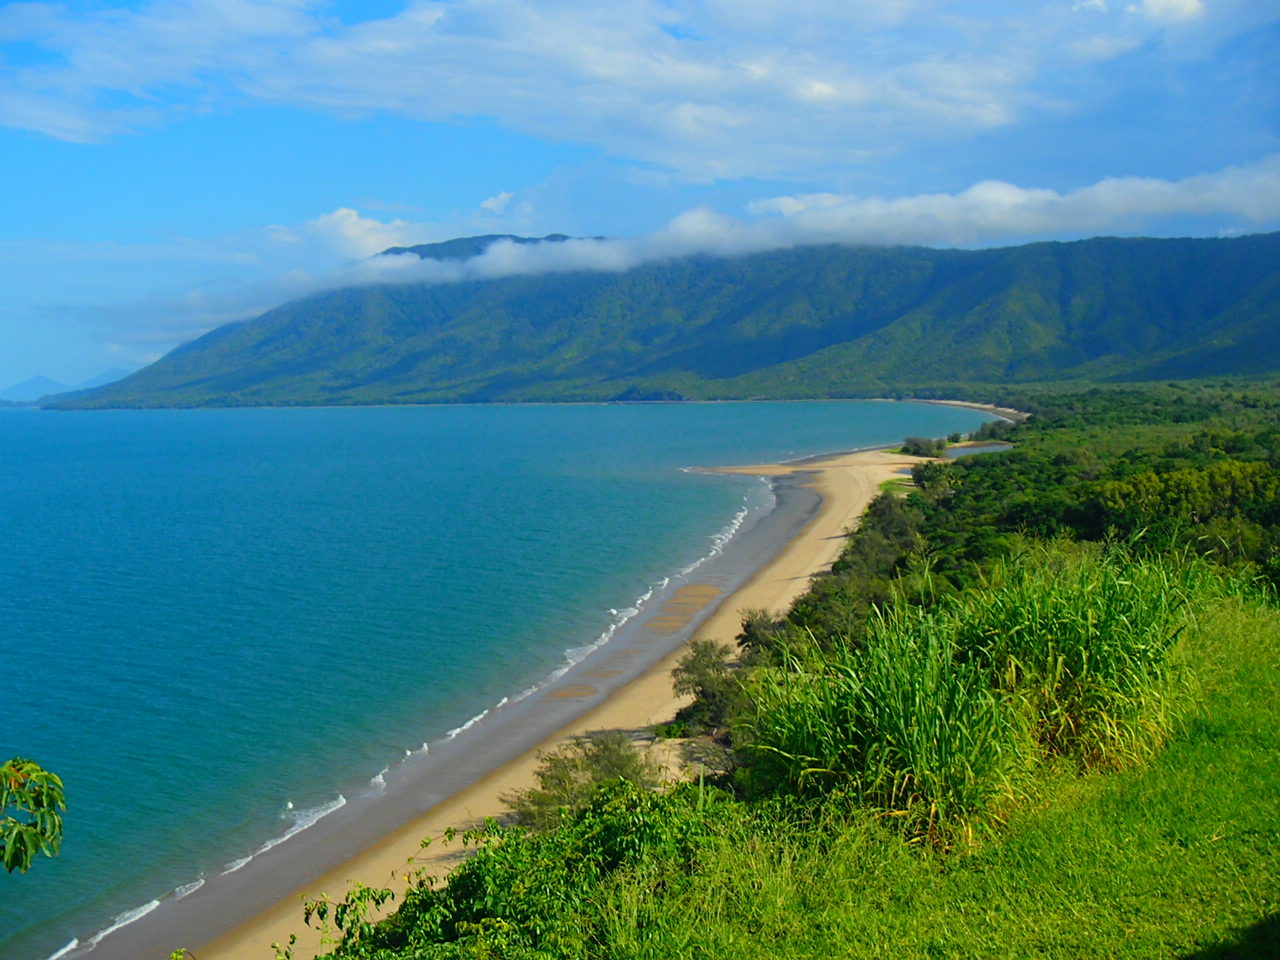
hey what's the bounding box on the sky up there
[0,0,1277,386]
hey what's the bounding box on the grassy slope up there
[313,595,1277,960]
[590,600,1277,959]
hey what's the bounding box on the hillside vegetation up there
[51,233,1280,409]
[283,380,1280,960]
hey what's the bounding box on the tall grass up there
[742,616,1023,845]
[946,544,1209,767]
[741,544,1216,841]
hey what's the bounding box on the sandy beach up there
[191,447,919,960]
[913,398,1030,423]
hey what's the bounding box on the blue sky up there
[0,0,1277,386]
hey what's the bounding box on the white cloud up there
[1,0,1254,176]
[480,191,514,214]
[312,156,1280,288]
[276,207,425,258]
[13,156,1275,380]
[745,155,1280,247]
[1135,0,1205,21]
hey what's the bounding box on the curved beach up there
[181,447,917,960]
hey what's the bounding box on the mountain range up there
[3,368,135,404]
[46,232,1280,409]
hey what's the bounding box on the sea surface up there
[0,401,993,959]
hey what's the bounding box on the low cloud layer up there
[8,156,1277,384]
[331,156,1280,289]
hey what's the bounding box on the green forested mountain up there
[49,232,1280,408]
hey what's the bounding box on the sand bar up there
[77,447,922,960]
[913,397,1030,423]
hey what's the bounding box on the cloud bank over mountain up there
[329,156,1280,289]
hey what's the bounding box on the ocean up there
[0,400,994,959]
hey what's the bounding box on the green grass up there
[737,545,1222,843]
[586,598,1280,960]
[945,544,1212,767]
[741,617,1021,845]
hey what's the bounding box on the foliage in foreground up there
[307,591,1279,960]
[738,546,1216,843]
[0,757,66,874]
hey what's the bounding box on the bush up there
[738,545,1214,842]
[903,436,946,457]
[670,640,743,734]
[328,781,728,958]
[502,731,660,830]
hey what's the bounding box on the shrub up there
[502,731,660,830]
[903,436,946,457]
[738,545,1214,842]
[330,781,725,958]
[670,640,742,734]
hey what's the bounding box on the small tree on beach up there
[502,731,659,830]
[671,640,740,733]
[903,436,946,457]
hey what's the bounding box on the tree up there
[502,731,659,830]
[903,436,946,457]
[1,757,66,873]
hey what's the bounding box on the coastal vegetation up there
[293,379,1280,959]
[500,731,661,831]
[47,233,1280,409]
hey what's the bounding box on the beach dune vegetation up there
[901,436,946,457]
[501,731,660,830]
[738,545,1213,842]
[944,546,1208,767]
[666,639,740,736]
[741,613,1021,845]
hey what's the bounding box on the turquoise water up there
[0,401,993,958]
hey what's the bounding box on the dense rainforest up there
[49,232,1280,409]
[272,378,1279,960]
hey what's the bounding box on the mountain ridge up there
[47,232,1280,409]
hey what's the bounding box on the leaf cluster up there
[0,757,66,874]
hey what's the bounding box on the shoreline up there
[182,447,918,960]
[910,397,1030,423]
